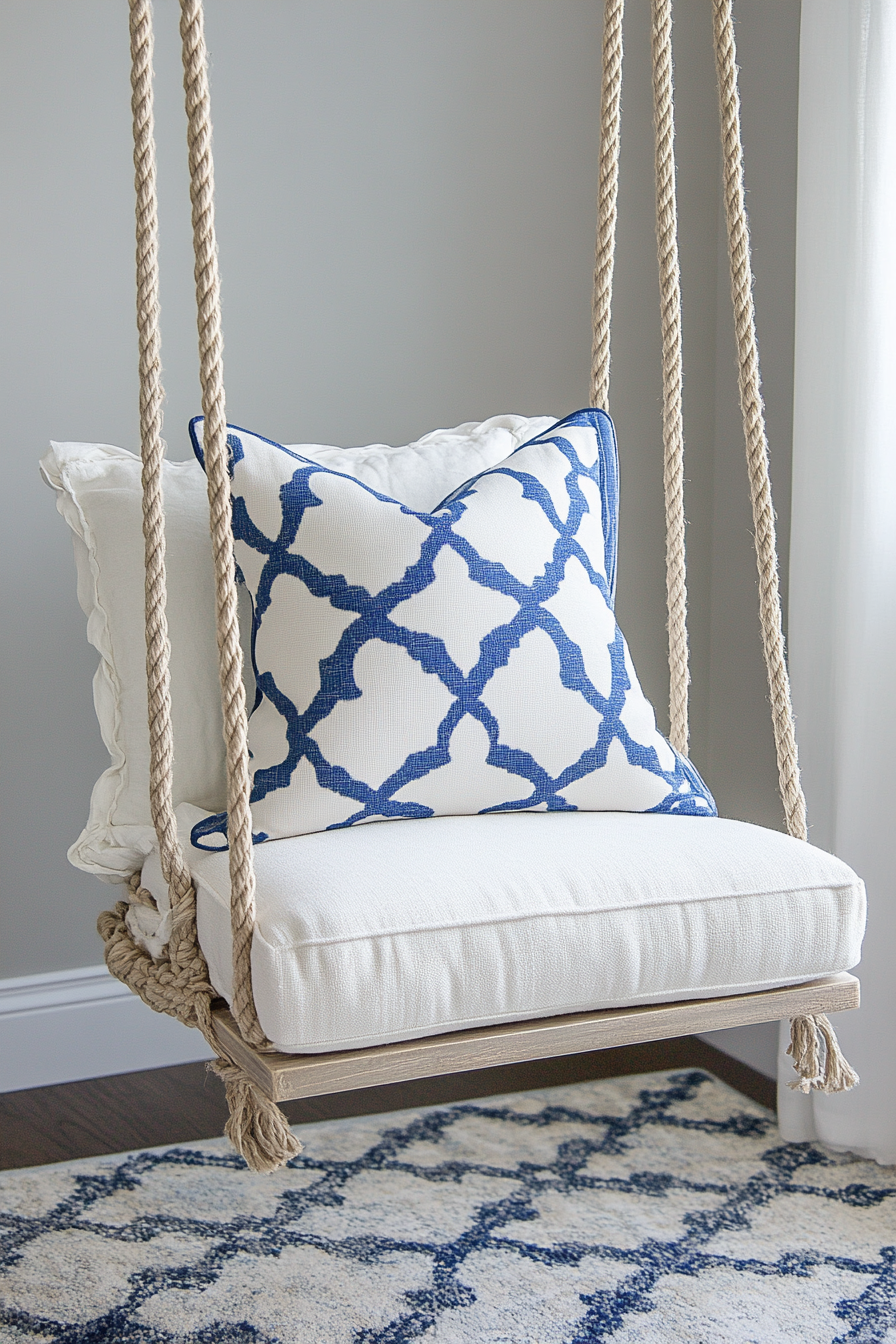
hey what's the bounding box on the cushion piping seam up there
[231,881,864,952]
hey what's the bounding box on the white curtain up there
[778,0,896,1163]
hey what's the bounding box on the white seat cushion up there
[141,806,865,1054]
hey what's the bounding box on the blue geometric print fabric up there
[3,1071,896,1343]
[190,410,715,848]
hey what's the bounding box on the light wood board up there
[211,973,859,1103]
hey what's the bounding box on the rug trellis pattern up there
[1,1069,895,1342]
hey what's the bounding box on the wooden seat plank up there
[212,973,859,1103]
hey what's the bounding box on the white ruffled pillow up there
[189,409,715,850]
[41,415,557,879]
[41,442,228,881]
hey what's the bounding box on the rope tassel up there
[100,881,301,1173]
[210,1058,303,1173]
[787,1014,859,1094]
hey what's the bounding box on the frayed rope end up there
[787,1013,859,1094]
[210,1058,303,1173]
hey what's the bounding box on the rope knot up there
[209,1058,303,1172]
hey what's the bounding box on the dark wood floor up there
[0,1036,775,1171]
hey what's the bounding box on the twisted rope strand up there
[178,0,266,1047]
[652,0,689,755]
[102,3,300,1170]
[118,0,231,1074]
[130,0,202,980]
[591,0,624,409]
[103,0,224,1112]
[712,0,807,840]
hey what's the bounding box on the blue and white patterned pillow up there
[190,409,715,848]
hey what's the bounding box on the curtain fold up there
[779,0,896,1163]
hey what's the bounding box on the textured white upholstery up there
[187,411,714,850]
[141,806,866,1055]
[41,416,554,879]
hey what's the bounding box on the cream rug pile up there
[2,1069,895,1342]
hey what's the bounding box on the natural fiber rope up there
[100,895,213,1029]
[178,0,266,1047]
[120,0,208,995]
[96,0,300,1172]
[100,0,219,1089]
[712,0,856,1094]
[787,1013,859,1094]
[651,0,689,756]
[712,0,806,840]
[99,892,302,1166]
[591,0,624,410]
[128,0,193,924]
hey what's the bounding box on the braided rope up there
[651,0,689,756]
[178,0,266,1046]
[591,0,624,410]
[99,895,302,1166]
[712,0,807,840]
[99,899,214,1029]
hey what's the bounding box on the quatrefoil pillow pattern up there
[189,409,715,849]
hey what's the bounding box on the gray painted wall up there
[0,0,800,1085]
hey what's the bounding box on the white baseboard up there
[0,965,213,1093]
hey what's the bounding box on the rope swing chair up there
[93,0,863,1173]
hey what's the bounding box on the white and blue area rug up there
[2,1070,895,1343]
